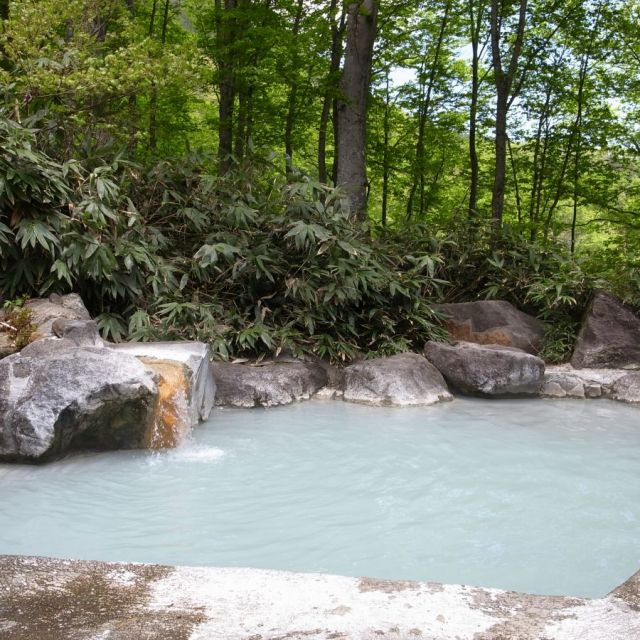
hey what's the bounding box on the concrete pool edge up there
[0,556,638,639]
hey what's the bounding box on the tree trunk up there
[489,0,528,229]
[468,37,480,218]
[148,0,170,152]
[126,0,137,153]
[235,87,248,160]
[336,0,379,220]
[217,0,237,175]
[284,0,305,175]
[148,0,159,150]
[318,0,345,184]
[533,119,550,237]
[381,72,391,227]
[491,89,508,226]
[468,0,487,218]
[570,55,588,254]
[407,1,450,220]
[507,136,522,222]
[528,86,551,232]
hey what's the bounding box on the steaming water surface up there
[1,398,639,598]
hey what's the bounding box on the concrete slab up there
[0,556,638,640]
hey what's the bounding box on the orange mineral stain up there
[141,359,190,449]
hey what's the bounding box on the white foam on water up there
[169,446,226,463]
[144,445,226,466]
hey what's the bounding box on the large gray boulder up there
[343,353,452,406]
[25,293,92,340]
[0,294,94,359]
[424,341,545,396]
[0,340,158,463]
[571,291,640,369]
[611,373,640,404]
[434,300,544,355]
[212,360,327,407]
[111,342,216,428]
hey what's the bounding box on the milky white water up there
[0,398,639,598]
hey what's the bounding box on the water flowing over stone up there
[571,290,640,369]
[211,359,327,407]
[342,352,452,406]
[424,341,545,396]
[434,300,545,355]
[0,340,158,463]
[110,342,216,448]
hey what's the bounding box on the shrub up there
[128,159,448,362]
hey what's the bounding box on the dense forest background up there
[1,0,639,362]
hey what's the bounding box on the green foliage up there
[127,158,448,362]
[1,297,35,350]
[2,0,639,365]
[0,110,169,320]
[539,318,581,365]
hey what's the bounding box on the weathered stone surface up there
[571,290,640,369]
[343,352,452,406]
[51,319,103,347]
[211,359,327,407]
[111,342,216,446]
[0,340,158,463]
[424,341,545,396]
[611,569,640,612]
[25,293,91,340]
[0,555,638,640]
[434,300,545,355]
[0,332,15,359]
[611,373,640,404]
[541,365,629,400]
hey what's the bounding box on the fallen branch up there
[0,320,16,333]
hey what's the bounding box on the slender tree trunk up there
[468,1,484,218]
[533,119,550,236]
[507,136,522,222]
[407,2,451,220]
[284,0,305,175]
[217,0,237,174]
[126,0,137,153]
[0,0,8,20]
[235,88,247,160]
[528,85,551,238]
[245,86,255,152]
[490,0,528,229]
[149,0,171,151]
[542,133,575,237]
[160,0,169,41]
[381,72,391,227]
[336,0,379,220]
[491,90,509,225]
[331,97,340,186]
[318,0,345,184]
[148,0,159,150]
[570,55,588,254]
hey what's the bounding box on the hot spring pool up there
[0,398,638,598]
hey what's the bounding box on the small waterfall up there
[143,360,192,449]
